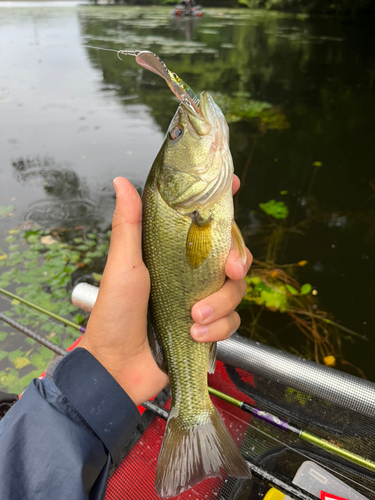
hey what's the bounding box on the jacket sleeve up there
[0,348,141,500]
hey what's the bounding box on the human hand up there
[79,176,252,407]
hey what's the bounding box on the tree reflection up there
[77,8,375,375]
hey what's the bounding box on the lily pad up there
[259,200,289,219]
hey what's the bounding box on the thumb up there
[106,177,143,271]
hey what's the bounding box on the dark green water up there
[0,3,374,389]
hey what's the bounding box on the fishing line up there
[0,32,126,55]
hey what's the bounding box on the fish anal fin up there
[186,217,212,269]
[231,221,247,264]
[155,406,251,498]
[208,342,217,374]
[147,315,168,374]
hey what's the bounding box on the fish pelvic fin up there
[208,341,217,374]
[155,406,251,498]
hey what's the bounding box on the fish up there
[139,53,251,498]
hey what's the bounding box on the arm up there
[0,177,251,500]
[0,350,139,500]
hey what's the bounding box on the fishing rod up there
[0,287,86,333]
[208,387,375,474]
[1,295,374,477]
[0,311,66,357]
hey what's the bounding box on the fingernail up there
[237,250,247,266]
[192,324,208,339]
[235,259,246,278]
[197,305,213,322]
[113,177,120,194]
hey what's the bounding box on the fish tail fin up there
[155,406,251,498]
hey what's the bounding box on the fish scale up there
[143,184,230,421]
[142,89,250,498]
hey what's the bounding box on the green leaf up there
[26,234,40,244]
[13,357,32,370]
[73,314,84,324]
[0,331,8,342]
[0,351,8,362]
[286,284,299,295]
[0,371,18,388]
[244,278,289,312]
[0,205,14,218]
[259,200,289,219]
[301,283,312,295]
[7,350,25,363]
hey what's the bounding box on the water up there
[0,3,374,382]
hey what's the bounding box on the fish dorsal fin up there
[186,216,212,269]
[231,220,246,263]
[208,342,217,374]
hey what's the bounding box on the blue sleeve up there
[0,348,141,500]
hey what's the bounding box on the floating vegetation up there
[212,92,289,129]
[0,205,14,220]
[259,200,289,219]
[0,225,110,394]
[240,259,366,376]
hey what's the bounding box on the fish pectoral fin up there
[231,220,247,263]
[186,217,212,269]
[208,342,217,374]
[147,315,168,374]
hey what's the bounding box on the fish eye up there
[169,126,183,141]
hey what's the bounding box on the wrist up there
[78,336,167,406]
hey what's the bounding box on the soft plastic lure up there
[117,50,200,113]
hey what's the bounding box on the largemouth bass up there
[138,53,251,498]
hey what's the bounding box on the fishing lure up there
[117,50,200,113]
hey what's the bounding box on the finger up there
[107,177,143,270]
[95,177,149,317]
[191,311,241,342]
[232,174,240,195]
[191,277,247,325]
[225,247,252,281]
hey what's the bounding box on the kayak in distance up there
[172,0,204,17]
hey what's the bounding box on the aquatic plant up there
[237,164,368,377]
[0,226,110,394]
[211,92,289,130]
[240,260,366,375]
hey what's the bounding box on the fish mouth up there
[180,91,216,137]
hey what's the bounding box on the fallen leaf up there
[41,235,57,246]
